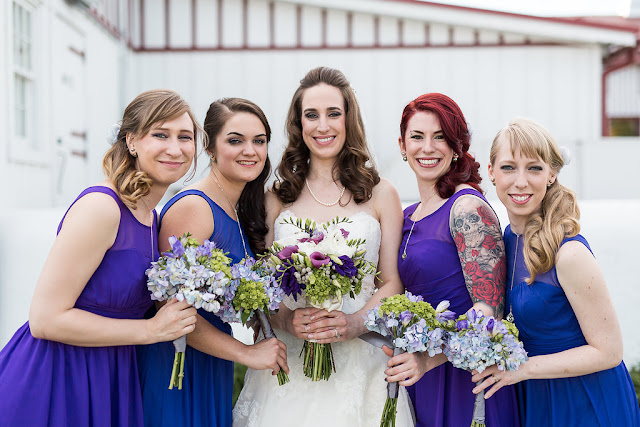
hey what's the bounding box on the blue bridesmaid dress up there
[504,226,640,426]
[137,189,252,427]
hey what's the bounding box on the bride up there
[233,67,414,426]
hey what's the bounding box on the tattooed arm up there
[450,195,506,318]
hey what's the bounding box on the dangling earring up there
[547,180,553,188]
[129,147,137,158]
[210,155,216,163]
[401,152,407,162]
[452,154,459,162]
[490,177,495,186]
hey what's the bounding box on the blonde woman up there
[474,118,640,425]
[0,90,200,426]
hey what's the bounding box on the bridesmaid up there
[473,118,640,425]
[137,98,288,427]
[384,93,519,426]
[0,89,199,426]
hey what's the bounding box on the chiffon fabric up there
[504,226,640,426]
[0,186,156,426]
[233,211,415,427]
[137,189,253,427]
[398,188,520,427]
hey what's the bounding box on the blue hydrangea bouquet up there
[146,234,232,390]
[221,256,289,385]
[443,308,528,427]
[364,292,455,427]
[268,217,375,381]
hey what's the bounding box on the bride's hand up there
[288,307,324,340]
[306,310,364,343]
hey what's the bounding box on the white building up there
[1,0,639,362]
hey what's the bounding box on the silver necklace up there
[209,171,249,258]
[140,196,155,259]
[401,203,423,260]
[306,180,345,207]
[506,233,519,323]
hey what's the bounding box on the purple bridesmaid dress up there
[398,188,519,427]
[0,186,156,426]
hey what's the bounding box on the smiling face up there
[300,83,346,163]
[210,111,268,184]
[399,111,455,185]
[128,112,196,188]
[489,135,556,230]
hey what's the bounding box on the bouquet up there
[219,256,289,385]
[364,292,455,427]
[443,308,528,427]
[267,217,376,381]
[146,234,232,389]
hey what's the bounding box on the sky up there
[428,0,633,17]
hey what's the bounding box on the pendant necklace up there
[506,232,519,323]
[140,195,155,260]
[306,179,345,207]
[209,171,249,258]
[402,192,437,261]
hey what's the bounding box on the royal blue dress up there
[504,226,640,426]
[137,189,252,427]
[398,189,520,427]
[0,186,156,426]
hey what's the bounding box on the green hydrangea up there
[233,279,269,312]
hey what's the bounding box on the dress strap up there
[159,189,232,228]
[57,186,124,235]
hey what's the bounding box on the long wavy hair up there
[400,93,483,198]
[102,89,202,209]
[490,118,580,284]
[273,66,380,205]
[203,98,271,254]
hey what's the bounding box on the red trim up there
[134,41,566,53]
[384,0,640,34]
[164,0,170,49]
[321,8,327,48]
[296,5,302,48]
[218,0,223,48]
[87,8,123,40]
[398,18,404,46]
[128,0,133,48]
[242,0,248,48]
[192,0,197,49]
[601,46,640,136]
[140,0,145,48]
[448,26,454,46]
[347,12,353,47]
[374,16,380,47]
[269,2,275,48]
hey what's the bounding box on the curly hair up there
[203,98,272,254]
[102,89,202,209]
[399,93,483,198]
[490,118,580,284]
[273,66,379,205]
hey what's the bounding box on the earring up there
[401,152,407,162]
[210,155,216,163]
[129,148,137,158]
[490,177,496,186]
[547,180,553,188]
[452,154,459,162]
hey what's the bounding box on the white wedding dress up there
[233,211,415,427]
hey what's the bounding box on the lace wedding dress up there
[233,211,415,427]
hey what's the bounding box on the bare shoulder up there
[556,239,594,271]
[451,193,498,222]
[160,192,214,243]
[372,177,399,197]
[58,189,121,247]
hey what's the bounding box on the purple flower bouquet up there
[443,308,528,427]
[268,217,375,381]
[146,234,232,389]
[364,292,454,427]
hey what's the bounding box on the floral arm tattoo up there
[450,195,506,317]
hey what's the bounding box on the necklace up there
[402,192,438,260]
[306,180,345,207]
[140,195,155,260]
[209,171,249,258]
[506,232,519,323]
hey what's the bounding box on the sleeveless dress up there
[233,210,415,427]
[137,189,252,427]
[0,186,156,426]
[398,188,520,427]
[504,226,640,426]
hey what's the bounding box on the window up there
[10,0,42,161]
[609,117,640,137]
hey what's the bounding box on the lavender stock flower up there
[332,255,357,277]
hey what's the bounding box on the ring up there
[333,327,340,339]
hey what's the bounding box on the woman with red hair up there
[384,93,519,426]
